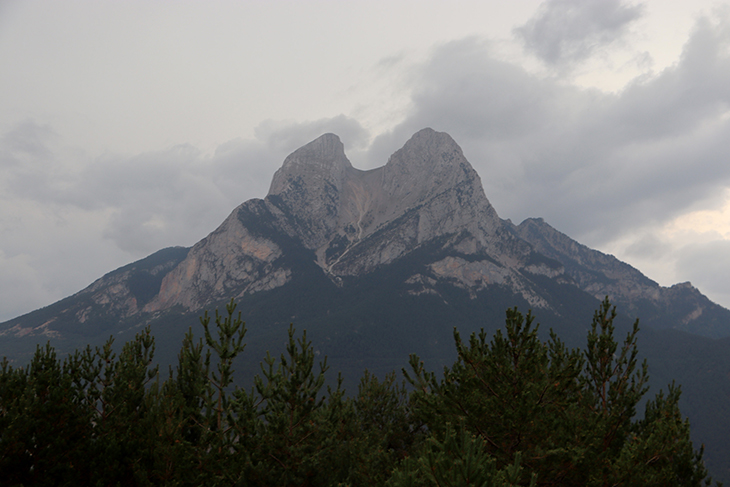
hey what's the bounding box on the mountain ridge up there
[3,128,729,340]
[511,216,730,337]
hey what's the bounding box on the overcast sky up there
[2,0,730,321]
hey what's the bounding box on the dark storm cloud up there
[372,12,730,246]
[515,0,645,66]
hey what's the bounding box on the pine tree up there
[403,298,713,486]
[239,324,350,486]
[0,344,92,485]
[346,370,421,485]
[0,298,714,485]
[387,424,537,487]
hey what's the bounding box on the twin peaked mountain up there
[3,128,729,351]
[152,128,539,312]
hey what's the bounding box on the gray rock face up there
[0,246,189,339]
[268,133,352,249]
[141,136,730,336]
[147,204,287,312]
[271,128,518,272]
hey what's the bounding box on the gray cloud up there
[371,12,730,248]
[0,248,58,322]
[624,233,672,259]
[75,139,287,255]
[5,8,730,317]
[515,0,645,66]
[0,124,284,319]
[0,120,55,162]
[0,115,366,261]
[0,119,294,319]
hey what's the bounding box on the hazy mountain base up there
[0,299,715,486]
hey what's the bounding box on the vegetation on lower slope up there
[0,299,716,486]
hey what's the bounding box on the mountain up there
[2,128,729,482]
[510,217,730,338]
[145,129,563,315]
[5,128,728,343]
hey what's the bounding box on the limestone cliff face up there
[0,246,189,339]
[512,217,660,301]
[13,127,723,338]
[147,202,288,312]
[321,129,513,277]
[267,133,352,250]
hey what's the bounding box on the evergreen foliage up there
[0,298,716,486]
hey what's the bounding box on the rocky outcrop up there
[270,129,530,276]
[0,246,189,339]
[146,203,287,312]
[511,217,659,300]
[512,217,730,337]
[267,133,353,249]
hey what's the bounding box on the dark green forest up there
[0,299,717,486]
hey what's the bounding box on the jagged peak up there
[284,133,347,167]
[516,217,550,231]
[379,128,481,201]
[385,128,467,172]
[268,133,352,196]
[259,128,500,253]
